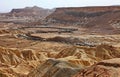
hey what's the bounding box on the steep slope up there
[73,58,120,77]
[9,6,53,19]
[0,46,47,65]
[28,59,82,77]
[28,44,120,77]
[0,6,54,23]
[0,46,47,77]
[55,44,120,66]
[45,6,120,34]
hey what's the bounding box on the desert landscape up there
[0,6,120,77]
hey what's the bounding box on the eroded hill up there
[73,58,120,77]
[0,6,54,23]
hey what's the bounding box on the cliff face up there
[45,6,120,34]
[0,6,54,23]
[10,6,53,19]
[46,6,120,23]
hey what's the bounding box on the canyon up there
[0,6,120,77]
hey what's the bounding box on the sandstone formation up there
[0,46,47,65]
[45,6,120,34]
[56,44,120,66]
[10,6,53,19]
[0,6,54,23]
[73,58,120,77]
[28,59,82,77]
[0,6,120,77]
[0,46,47,76]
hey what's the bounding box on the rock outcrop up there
[10,6,53,19]
[0,46,47,65]
[0,42,120,77]
[45,6,120,34]
[73,58,120,77]
[0,46,47,76]
[0,6,55,24]
[56,44,120,66]
[28,59,82,77]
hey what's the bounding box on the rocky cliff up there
[45,6,120,34]
[10,6,53,19]
[0,6,54,23]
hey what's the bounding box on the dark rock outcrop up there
[28,59,82,77]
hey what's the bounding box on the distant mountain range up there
[0,6,55,23]
[9,6,54,19]
[0,6,120,34]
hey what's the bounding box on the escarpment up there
[45,6,120,34]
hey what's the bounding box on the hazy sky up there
[1,0,120,12]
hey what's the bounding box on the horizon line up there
[0,5,120,13]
